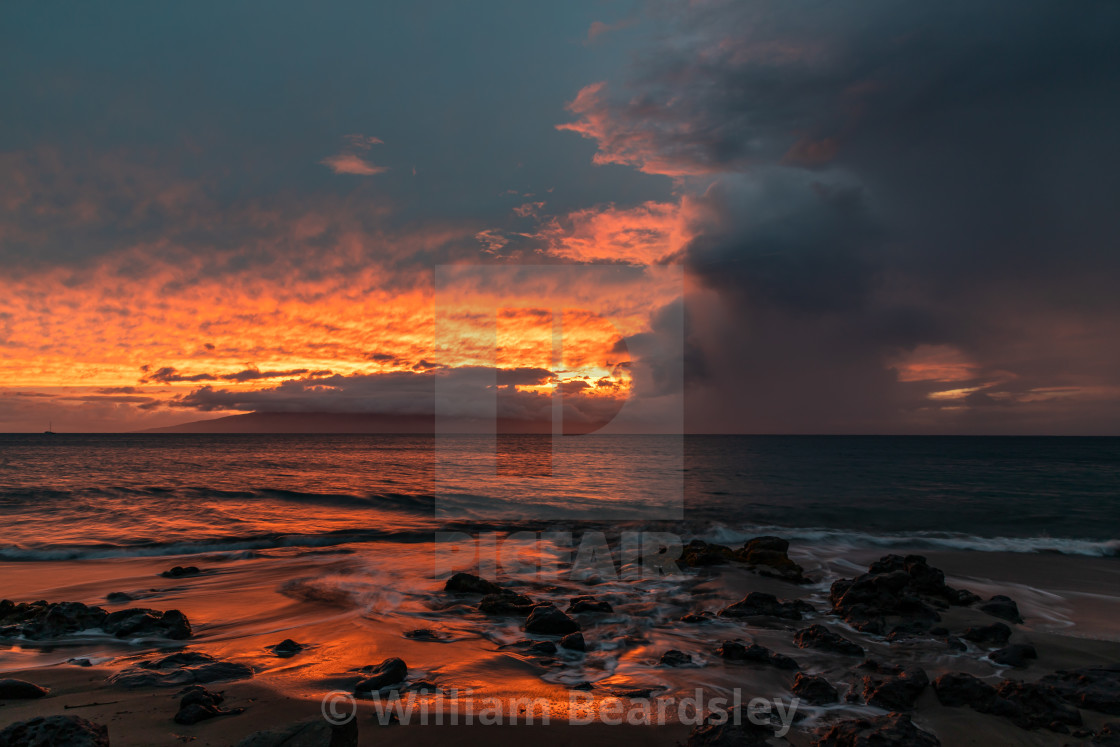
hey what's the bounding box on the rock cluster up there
[793,624,863,656]
[718,639,799,670]
[109,651,253,688]
[681,536,806,582]
[828,555,979,636]
[933,672,1082,732]
[0,599,191,640]
[814,713,940,746]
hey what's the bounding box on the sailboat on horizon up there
[44,420,55,435]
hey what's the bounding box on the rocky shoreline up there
[1,543,1119,745]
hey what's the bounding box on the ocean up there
[1,434,1118,560]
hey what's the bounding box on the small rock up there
[106,591,134,603]
[109,651,254,688]
[174,685,245,725]
[989,643,1037,668]
[160,566,201,578]
[793,624,863,656]
[660,650,693,667]
[719,591,814,620]
[269,639,304,657]
[717,640,799,670]
[1093,723,1120,746]
[933,672,996,708]
[0,716,109,747]
[815,712,940,746]
[478,592,535,615]
[444,572,502,595]
[403,629,443,641]
[680,612,713,623]
[792,673,838,705]
[355,657,407,694]
[681,539,734,567]
[977,595,1023,623]
[524,605,580,636]
[560,632,586,651]
[567,596,612,613]
[962,622,1011,646]
[0,678,50,699]
[527,640,557,655]
[733,536,806,583]
[68,658,93,667]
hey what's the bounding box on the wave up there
[703,524,1120,557]
[0,485,436,512]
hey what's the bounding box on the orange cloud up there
[319,153,387,176]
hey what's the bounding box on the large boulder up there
[1039,664,1120,715]
[0,716,109,747]
[814,713,939,746]
[237,718,358,747]
[0,678,49,699]
[827,555,978,636]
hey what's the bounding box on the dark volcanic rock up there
[0,716,109,747]
[1094,723,1120,746]
[268,639,304,657]
[719,592,814,620]
[681,539,735,567]
[681,611,714,623]
[1039,664,1120,715]
[933,673,997,708]
[567,596,613,613]
[528,640,557,655]
[862,667,928,710]
[103,607,191,639]
[977,595,1023,623]
[793,624,863,656]
[236,718,358,747]
[478,592,535,615]
[994,679,1082,731]
[403,629,443,641]
[687,711,777,746]
[962,622,1012,646]
[660,649,693,667]
[560,632,586,651]
[355,657,408,694]
[934,672,1082,732]
[160,565,201,578]
[814,713,940,746]
[827,554,975,636]
[718,640,799,670]
[0,678,49,699]
[733,536,806,583]
[989,643,1037,668]
[792,673,839,705]
[524,605,580,636]
[444,572,502,595]
[109,651,254,688]
[174,685,245,725]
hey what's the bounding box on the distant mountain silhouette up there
[139,411,588,434]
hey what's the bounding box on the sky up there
[2,0,1119,434]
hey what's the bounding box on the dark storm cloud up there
[561,0,1120,432]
